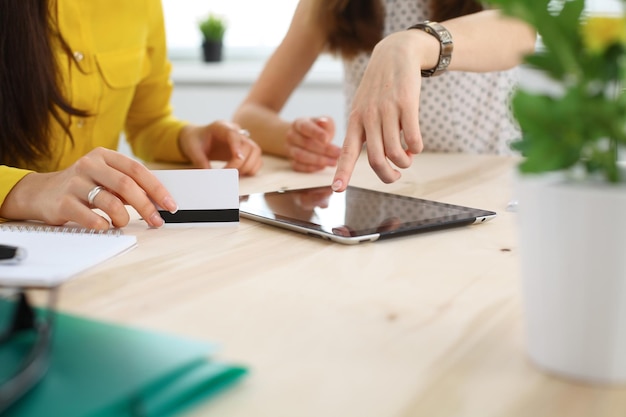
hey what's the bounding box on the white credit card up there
[152,169,239,224]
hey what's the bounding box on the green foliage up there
[199,14,227,42]
[488,0,626,182]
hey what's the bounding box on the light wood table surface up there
[40,153,626,417]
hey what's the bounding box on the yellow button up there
[76,118,85,128]
[73,51,84,62]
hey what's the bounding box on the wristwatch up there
[407,21,453,77]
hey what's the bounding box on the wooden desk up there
[45,153,626,416]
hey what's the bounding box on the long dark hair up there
[315,0,483,59]
[0,0,86,168]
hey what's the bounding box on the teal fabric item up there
[0,299,247,417]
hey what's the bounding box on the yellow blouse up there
[0,0,188,207]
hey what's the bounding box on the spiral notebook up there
[0,224,137,288]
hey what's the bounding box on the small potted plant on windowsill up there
[489,0,626,385]
[199,13,226,63]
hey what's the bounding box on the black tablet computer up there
[239,185,496,244]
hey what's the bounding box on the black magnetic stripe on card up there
[158,209,239,223]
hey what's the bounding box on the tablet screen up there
[239,186,496,243]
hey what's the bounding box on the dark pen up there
[0,244,27,265]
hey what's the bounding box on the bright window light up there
[162,0,299,59]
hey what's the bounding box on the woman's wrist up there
[0,172,39,221]
[393,29,441,76]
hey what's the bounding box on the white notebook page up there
[0,225,137,287]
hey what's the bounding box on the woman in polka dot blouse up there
[233,0,536,191]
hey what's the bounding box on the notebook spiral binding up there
[0,224,123,236]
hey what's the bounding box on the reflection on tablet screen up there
[240,186,495,240]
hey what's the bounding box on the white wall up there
[169,58,345,144]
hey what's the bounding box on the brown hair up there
[0,0,86,168]
[315,0,483,59]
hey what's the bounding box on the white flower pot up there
[516,172,626,384]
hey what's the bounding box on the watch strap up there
[407,21,453,77]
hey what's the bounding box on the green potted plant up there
[199,13,227,62]
[488,0,626,384]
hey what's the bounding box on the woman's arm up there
[233,0,341,172]
[445,9,537,72]
[332,9,536,191]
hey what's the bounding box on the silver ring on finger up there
[87,185,105,207]
[238,129,250,137]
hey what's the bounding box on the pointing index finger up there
[332,124,364,192]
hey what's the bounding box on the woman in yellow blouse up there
[0,0,261,230]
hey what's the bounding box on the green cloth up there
[0,300,247,417]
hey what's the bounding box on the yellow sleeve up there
[124,0,188,164]
[0,166,33,212]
